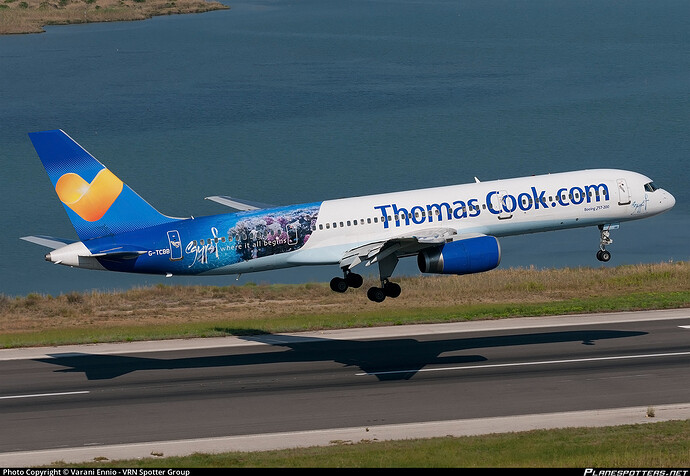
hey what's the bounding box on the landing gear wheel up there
[597,225,614,263]
[330,277,348,293]
[383,281,401,298]
[345,272,363,289]
[596,249,611,262]
[367,286,386,303]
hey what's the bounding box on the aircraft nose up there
[665,190,676,210]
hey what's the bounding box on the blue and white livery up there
[22,130,676,302]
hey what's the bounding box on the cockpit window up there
[644,182,658,192]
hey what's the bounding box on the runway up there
[1,309,689,466]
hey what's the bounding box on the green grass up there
[49,420,690,467]
[1,290,687,348]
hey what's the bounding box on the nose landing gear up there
[596,224,617,262]
[596,248,611,262]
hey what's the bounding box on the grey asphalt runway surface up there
[1,309,689,466]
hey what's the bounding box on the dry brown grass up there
[1,261,688,335]
[0,0,228,35]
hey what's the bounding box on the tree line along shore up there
[0,0,229,35]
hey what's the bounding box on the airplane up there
[21,129,676,302]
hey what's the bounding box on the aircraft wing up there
[339,227,459,270]
[20,235,76,249]
[204,195,274,211]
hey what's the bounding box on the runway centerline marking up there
[0,391,90,400]
[356,351,690,376]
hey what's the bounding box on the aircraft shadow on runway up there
[33,329,647,381]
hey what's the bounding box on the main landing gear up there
[330,271,364,293]
[330,253,402,302]
[366,280,401,303]
[330,271,402,303]
[596,224,614,262]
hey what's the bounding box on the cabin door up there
[167,230,183,261]
[491,190,513,220]
[616,179,631,205]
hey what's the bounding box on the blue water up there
[1,0,688,297]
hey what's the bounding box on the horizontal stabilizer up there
[91,245,148,260]
[91,250,147,260]
[204,195,273,211]
[20,235,76,249]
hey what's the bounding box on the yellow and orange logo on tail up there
[55,169,124,222]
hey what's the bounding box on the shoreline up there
[0,0,229,36]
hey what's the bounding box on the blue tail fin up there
[29,129,179,240]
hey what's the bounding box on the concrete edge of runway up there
[2,403,689,467]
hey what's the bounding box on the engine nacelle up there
[417,235,501,275]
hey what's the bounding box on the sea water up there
[1,0,688,296]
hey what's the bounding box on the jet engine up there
[417,235,501,275]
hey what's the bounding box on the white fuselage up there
[288,168,674,266]
[43,168,675,276]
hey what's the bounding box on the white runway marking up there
[357,351,690,376]
[0,391,90,400]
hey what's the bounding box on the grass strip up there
[2,290,688,348]
[49,419,690,468]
